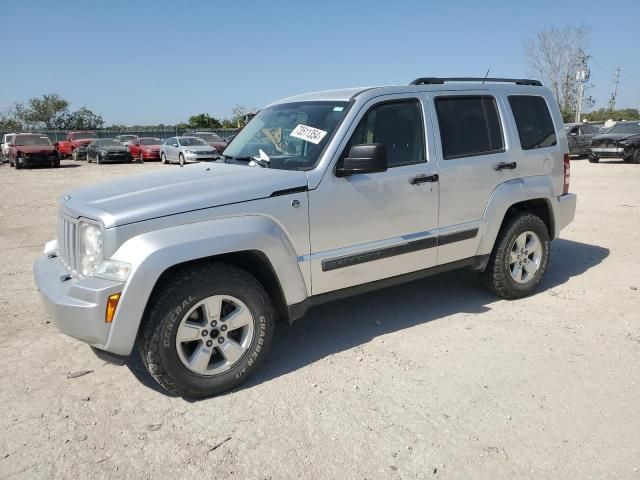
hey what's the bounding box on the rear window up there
[508,96,557,150]
[435,96,504,159]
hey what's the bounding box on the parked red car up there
[8,133,60,169]
[55,131,98,157]
[192,131,227,156]
[128,137,162,161]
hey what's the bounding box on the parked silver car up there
[34,77,576,398]
[159,136,218,165]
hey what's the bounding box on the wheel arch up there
[102,215,308,356]
[476,177,558,257]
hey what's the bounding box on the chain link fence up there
[0,127,238,143]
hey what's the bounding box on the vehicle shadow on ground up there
[125,238,609,398]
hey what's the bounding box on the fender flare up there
[476,176,559,257]
[102,215,308,356]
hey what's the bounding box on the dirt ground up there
[0,157,638,479]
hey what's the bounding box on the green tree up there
[60,106,104,129]
[188,113,222,129]
[585,108,640,122]
[15,93,70,128]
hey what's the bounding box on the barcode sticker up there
[290,124,327,145]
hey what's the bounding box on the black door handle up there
[410,174,439,185]
[495,162,517,170]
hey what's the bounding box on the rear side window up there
[435,96,504,159]
[508,95,557,150]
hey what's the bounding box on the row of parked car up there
[0,130,236,168]
[565,121,640,163]
[2,120,640,169]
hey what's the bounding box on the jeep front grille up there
[57,215,78,273]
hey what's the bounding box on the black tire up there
[15,156,22,169]
[631,149,640,164]
[161,152,167,164]
[9,155,14,167]
[137,262,276,398]
[588,154,599,163]
[139,152,145,163]
[96,153,101,165]
[480,213,550,299]
[179,153,185,166]
[51,159,60,168]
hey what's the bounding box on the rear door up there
[579,124,596,152]
[430,92,513,264]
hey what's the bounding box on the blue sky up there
[1,0,638,125]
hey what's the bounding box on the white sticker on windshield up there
[333,106,344,112]
[290,124,327,145]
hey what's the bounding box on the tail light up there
[563,153,570,195]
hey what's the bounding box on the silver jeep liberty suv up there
[34,77,577,397]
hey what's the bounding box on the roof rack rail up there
[409,77,542,87]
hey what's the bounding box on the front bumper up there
[34,248,124,349]
[19,154,58,166]
[556,193,577,234]
[141,151,160,160]
[590,147,624,158]
[185,154,218,162]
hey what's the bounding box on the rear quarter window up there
[508,95,557,150]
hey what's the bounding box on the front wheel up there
[15,156,22,169]
[631,149,640,164]
[588,154,599,163]
[137,262,276,398]
[179,153,185,166]
[161,152,167,164]
[480,213,550,299]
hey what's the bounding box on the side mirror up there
[172,143,179,147]
[336,144,387,177]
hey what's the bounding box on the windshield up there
[15,135,52,146]
[180,137,208,146]
[96,139,123,147]
[196,133,224,142]
[607,122,640,134]
[140,137,161,145]
[223,101,350,170]
[70,132,97,140]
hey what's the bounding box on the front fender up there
[102,215,308,356]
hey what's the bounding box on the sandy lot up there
[0,157,638,479]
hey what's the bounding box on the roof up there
[267,79,548,107]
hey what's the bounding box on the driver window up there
[343,99,425,167]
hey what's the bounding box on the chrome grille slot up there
[57,215,78,273]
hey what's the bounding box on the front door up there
[308,96,440,295]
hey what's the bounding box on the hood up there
[593,133,638,141]
[97,146,129,153]
[182,145,215,152]
[60,162,308,228]
[16,145,55,153]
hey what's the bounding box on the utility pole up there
[607,67,621,119]
[574,66,590,123]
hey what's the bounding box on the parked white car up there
[1,133,16,159]
[159,136,219,165]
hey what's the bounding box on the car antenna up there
[482,69,490,84]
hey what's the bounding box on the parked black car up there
[565,123,599,156]
[589,121,640,164]
[86,139,133,164]
[72,145,88,161]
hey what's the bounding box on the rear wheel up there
[137,262,276,398]
[481,213,550,299]
[588,153,599,163]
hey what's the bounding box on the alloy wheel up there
[175,295,255,376]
